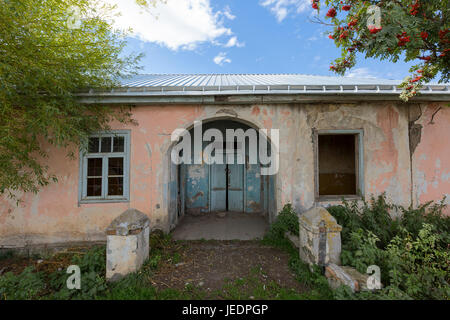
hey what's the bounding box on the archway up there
[167,117,277,239]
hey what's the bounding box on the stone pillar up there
[299,207,342,266]
[106,208,150,281]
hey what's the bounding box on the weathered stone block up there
[298,207,342,266]
[325,264,372,293]
[106,208,150,281]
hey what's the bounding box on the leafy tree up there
[311,0,449,101]
[0,0,147,198]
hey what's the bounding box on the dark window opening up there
[108,157,124,196]
[87,158,103,196]
[318,134,357,196]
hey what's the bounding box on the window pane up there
[108,177,123,196]
[87,158,103,177]
[108,157,123,176]
[87,178,102,196]
[101,137,112,153]
[88,138,99,153]
[113,136,125,152]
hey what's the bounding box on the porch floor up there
[171,212,269,240]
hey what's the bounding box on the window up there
[79,131,130,203]
[315,130,364,200]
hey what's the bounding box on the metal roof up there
[79,73,450,104]
[121,73,405,87]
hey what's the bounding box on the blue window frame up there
[79,131,130,203]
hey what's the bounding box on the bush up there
[384,224,450,300]
[264,203,299,241]
[328,194,450,300]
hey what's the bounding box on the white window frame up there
[78,130,131,204]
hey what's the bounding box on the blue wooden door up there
[211,162,227,211]
[185,164,209,214]
[245,163,262,213]
[228,161,244,212]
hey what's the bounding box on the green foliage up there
[0,266,46,299]
[384,224,450,300]
[0,0,142,197]
[339,229,385,274]
[327,194,400,249]
[328,194,450,300]
[264,203,299,242]
[313,0,450,100]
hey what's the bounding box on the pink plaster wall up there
[0,105,205,247]
[0,102,449,247]
[412,104,450,215]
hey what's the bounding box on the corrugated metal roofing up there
[121,73,404,87]
[112,73,449,96]
[78,74,449,104]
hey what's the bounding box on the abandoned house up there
[0,74,449,248]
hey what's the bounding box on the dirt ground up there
[149,240,306,294]
[0,241,307,298]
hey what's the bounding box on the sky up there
[107,0,416,80]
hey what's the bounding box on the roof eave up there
[78,92,450,105]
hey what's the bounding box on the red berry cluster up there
[348,18,358,27]
[439,49,449,57]
[420,31,429,41]
[368,25,382,34]
[410,1,420,16]
[326,7,337,18]
[342,5,351,11]
[397,32,410,46]
[312,0,319,10]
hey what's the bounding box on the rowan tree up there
[311,0,449,101]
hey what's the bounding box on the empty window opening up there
[318,134,357,196]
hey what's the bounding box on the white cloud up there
[104,0,235,50]
[224,36,245,48]
[346,68,378,79]
[260,0,311,22]
[213,52,231,66]
[220,5,236,20]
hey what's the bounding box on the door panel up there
[211,163,227,211]
[245,164,262,213]
[228,162,244,212]
[185,164,209,214]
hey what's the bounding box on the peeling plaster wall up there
[412,104,450,215]
[0,101,448,247]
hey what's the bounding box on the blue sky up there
[113,0,415,80]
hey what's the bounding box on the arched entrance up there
[168,118,277,239]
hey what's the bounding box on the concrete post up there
[105,208,150,282]
[298,207,342,266]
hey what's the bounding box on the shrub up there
[264,203,299,241]
[384,224,450,300]
[328,194,450,300]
